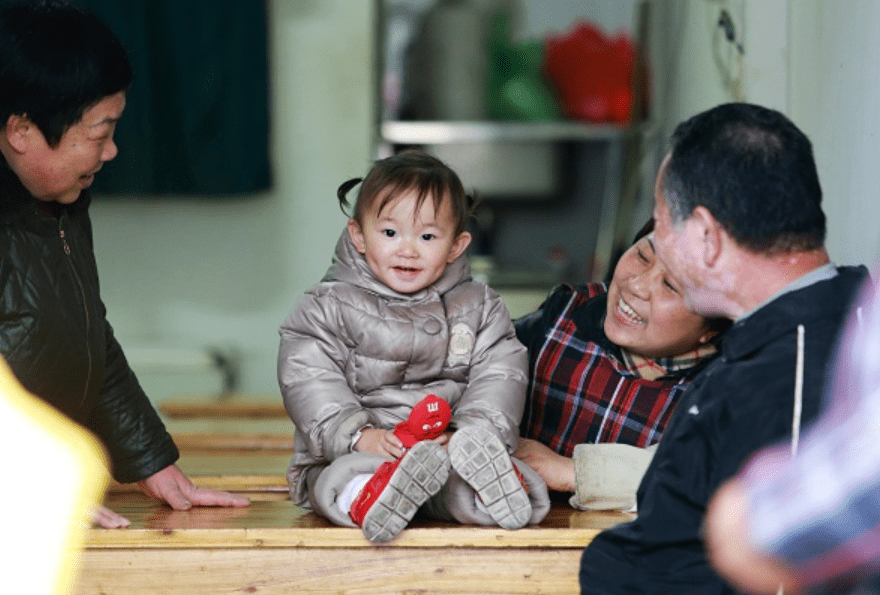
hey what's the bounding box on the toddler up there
[278,150,549,542]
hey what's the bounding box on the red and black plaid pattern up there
[520,284,692,457]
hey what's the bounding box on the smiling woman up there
[6,91,125,205]
[514,221,730,511]
[0,0,249,530]
[604,232,716,358]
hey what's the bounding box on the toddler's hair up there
[337,149,476,236]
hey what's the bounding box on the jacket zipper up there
[59,221,93,405]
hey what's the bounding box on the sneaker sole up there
[449,425,531,530]
[361,441,450,543]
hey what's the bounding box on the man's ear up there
[347,218,367,254]
[447,231,472,263]
[690,206,723,268]
[4,114,35,153]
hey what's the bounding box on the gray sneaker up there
[357,440,450,543]
[448,425,532,530]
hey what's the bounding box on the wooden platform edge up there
[108,475,290,493]
[84,498,633,551]
[85,524,619,550]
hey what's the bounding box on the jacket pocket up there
[347,352,408,393]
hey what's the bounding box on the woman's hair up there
[337,149,476,236]
[0,0,133,147]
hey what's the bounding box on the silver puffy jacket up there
[278,231,527,505]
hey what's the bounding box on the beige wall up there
[88,0,880,402]
[788,0,880,272]
[90,0,375,400]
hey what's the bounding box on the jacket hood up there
[322,229,472,300]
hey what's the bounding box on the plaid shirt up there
[514,284,710,457]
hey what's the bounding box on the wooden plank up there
[171,431,294,450]
[85,415,629,594]
[80,492,630,595]
[107,449,291,498]
[76,547,584,595]
[159,396,287,419]
[164,417,293,435]
[161,416,294,452]
[86,494,631,549]
[107,475,290,501]
[175,450,291,477]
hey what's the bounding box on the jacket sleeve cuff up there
[325,409,372,461]
[112,438,180,484]
[569,443,657,511]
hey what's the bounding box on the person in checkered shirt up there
[513,221,730,511]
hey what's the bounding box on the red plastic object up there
[349,458,399,526]
[545,22,636,123]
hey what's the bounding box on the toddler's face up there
[348,190,471,294]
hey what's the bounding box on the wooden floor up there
[73,397,633,594]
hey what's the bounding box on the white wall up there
[650,0,880,272]
[90,0,375,401]
[789,0,880,272]
[633,0,749,230]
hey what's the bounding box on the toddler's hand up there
[354,427,406,459]
[431,430,454,447]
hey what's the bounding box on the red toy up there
[393,394,451,448]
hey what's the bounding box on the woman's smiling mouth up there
[616,298,646,326]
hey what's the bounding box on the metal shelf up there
[379,120,647,145]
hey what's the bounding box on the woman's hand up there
[354,427,406,458]
[89,503,131,528]
[138,464,250,511]
[514,438,576,492]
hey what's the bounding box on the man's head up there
[0,0,131,204]
[652,103,828,317]
[660,103,826,253]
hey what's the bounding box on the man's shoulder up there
[774,264,868,315]
[722,265,869,362]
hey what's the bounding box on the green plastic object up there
[486,14,561,121]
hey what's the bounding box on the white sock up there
[475,492,489,515]
[338,473,373,515]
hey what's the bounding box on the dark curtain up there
[82,0,272,197]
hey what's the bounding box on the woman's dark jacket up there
[1,159,178,483]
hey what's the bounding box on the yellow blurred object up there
[0,357,109,594]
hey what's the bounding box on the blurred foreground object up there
[0,357,108,594]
